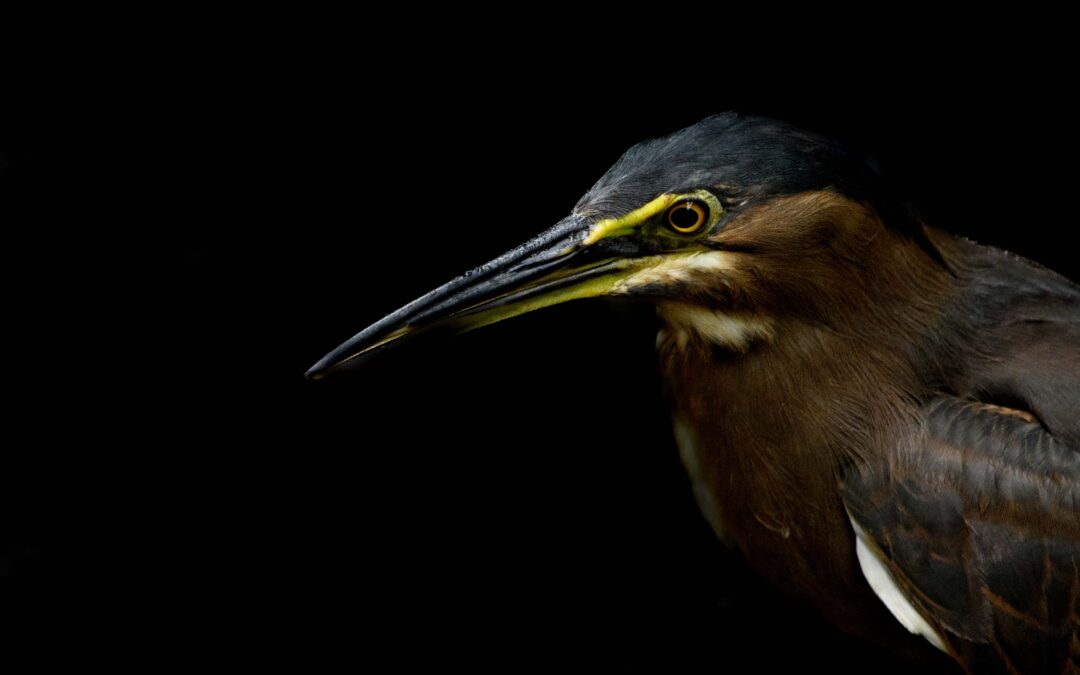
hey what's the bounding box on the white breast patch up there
[673,417,731,545]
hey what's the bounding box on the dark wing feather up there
[842,397,1080,674]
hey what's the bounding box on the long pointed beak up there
[306,216,635,379]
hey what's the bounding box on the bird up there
[307,113,1079,673]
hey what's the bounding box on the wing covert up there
[842,397,1079,673]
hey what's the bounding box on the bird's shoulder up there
[937,235,1080,447]
[841,396,1079,673]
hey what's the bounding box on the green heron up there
[308,114,1079,673]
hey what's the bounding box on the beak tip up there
[305,356,334,380]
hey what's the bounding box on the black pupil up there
[670,202,703,230]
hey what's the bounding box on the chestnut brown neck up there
[659,191,958,653]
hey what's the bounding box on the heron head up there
[307,113,927,378]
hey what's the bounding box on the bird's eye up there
[664,200,709,234]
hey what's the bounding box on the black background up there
[2,33,1078,669]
